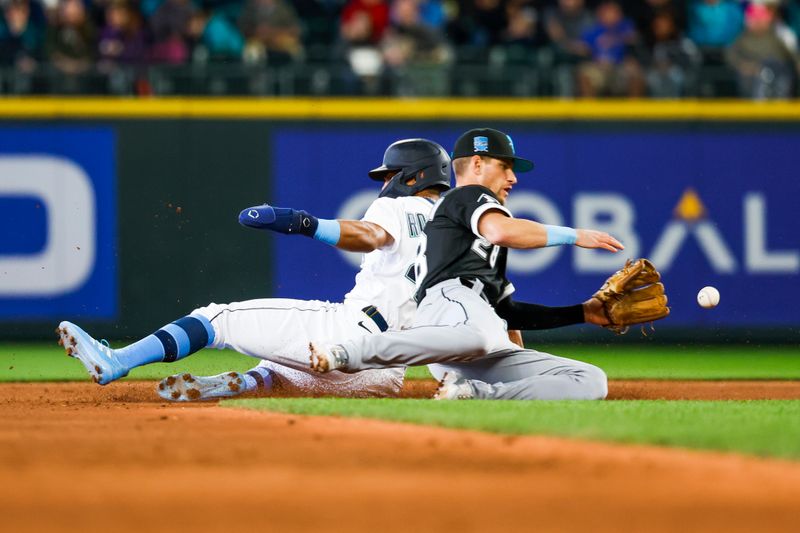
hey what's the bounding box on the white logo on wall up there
[0,156,96,295]
[509,189,798,275]
[336,189,799,275]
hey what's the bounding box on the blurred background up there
[1,0,800,97]
[0,0,798,345]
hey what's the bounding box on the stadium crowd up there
[1,0,799,97]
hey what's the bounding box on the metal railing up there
[0,60,774,98]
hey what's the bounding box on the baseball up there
[697,286,720,309]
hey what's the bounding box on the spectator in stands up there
[544,0,594,59]
[645,10,700,97]
[757,0,798,53]
[98,0,146,67]
[188,9,243,61]
[379,0,449,94]
[339,0,389,87]
[340,0,389,46]
[418,0,446,29]
[577,0,645,97]
[46,0,96,74]
[544,0,594,95]
[0,0,45,71]
[726,2,799,99]
[149,0,193,64]
[687,0,743,64]
[502,0,544,50]
[239,0,301,65]
[381,0,447,68]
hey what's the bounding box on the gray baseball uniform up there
[328,185,608,400]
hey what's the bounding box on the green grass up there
[228,397,800,460]
[533,344,800,380]
[1,343,799,382]
[0,344,255,382]
[408,344,800,380]
[4,342,798,459]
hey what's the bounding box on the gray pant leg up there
[430,349,608,400]
[338,323,489,371]
[338,282,508,372]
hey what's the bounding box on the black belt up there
[361,305,388,332]
[459,278,490,303]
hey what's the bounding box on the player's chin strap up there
[238,204,341,246]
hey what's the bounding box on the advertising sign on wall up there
[0,128,117,319]
[274,126,799,327]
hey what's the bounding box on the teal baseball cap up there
[451,128,534,173]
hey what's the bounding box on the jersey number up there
[471,238,499,268]
[413,235,428,290]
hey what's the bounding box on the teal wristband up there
[313,218,341,246]
[544,225,577,246]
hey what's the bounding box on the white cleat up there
[56,321,129,385]
[433,372,475,400]
[157,371,245,402]
[309,342,348,373]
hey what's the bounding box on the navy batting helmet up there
[369,139,451,199]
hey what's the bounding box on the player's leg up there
[313,280,508,372]
[158,359,404,401]
[198,299,384,371]
[252,360,404,397]
[57,313,215,385]
[431,349,608,401]
[158,300,404,400]
[58,297,335,386]
[157,362,274,402]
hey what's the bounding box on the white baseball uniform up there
[327,186,608,400]
[192,195,435,396]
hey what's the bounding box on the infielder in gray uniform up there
[310,127,624,400]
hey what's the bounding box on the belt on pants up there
[459,277,490,303]
[361,305,389,332]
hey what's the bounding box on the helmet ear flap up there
[379,169,411,199]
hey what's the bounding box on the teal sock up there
[243,366,273,392]
[116,314,216,370]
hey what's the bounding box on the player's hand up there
[239,204,277,228]
[575,229,624,253]
[238,204,318,236]
[582,297,610,326]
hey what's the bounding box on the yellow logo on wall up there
[674,187,706,222]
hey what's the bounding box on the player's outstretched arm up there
[238,204,392,253]
[495,297,610,330]
[337,220,394,252]
[477,211,623,252]
[575,229,624,253]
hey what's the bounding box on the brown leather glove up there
[593,258,670,334]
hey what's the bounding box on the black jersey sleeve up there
[495,298,585,330]
[441,186,511,238]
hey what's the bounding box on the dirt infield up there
[405,379,800,400]
[3,381,800,533]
